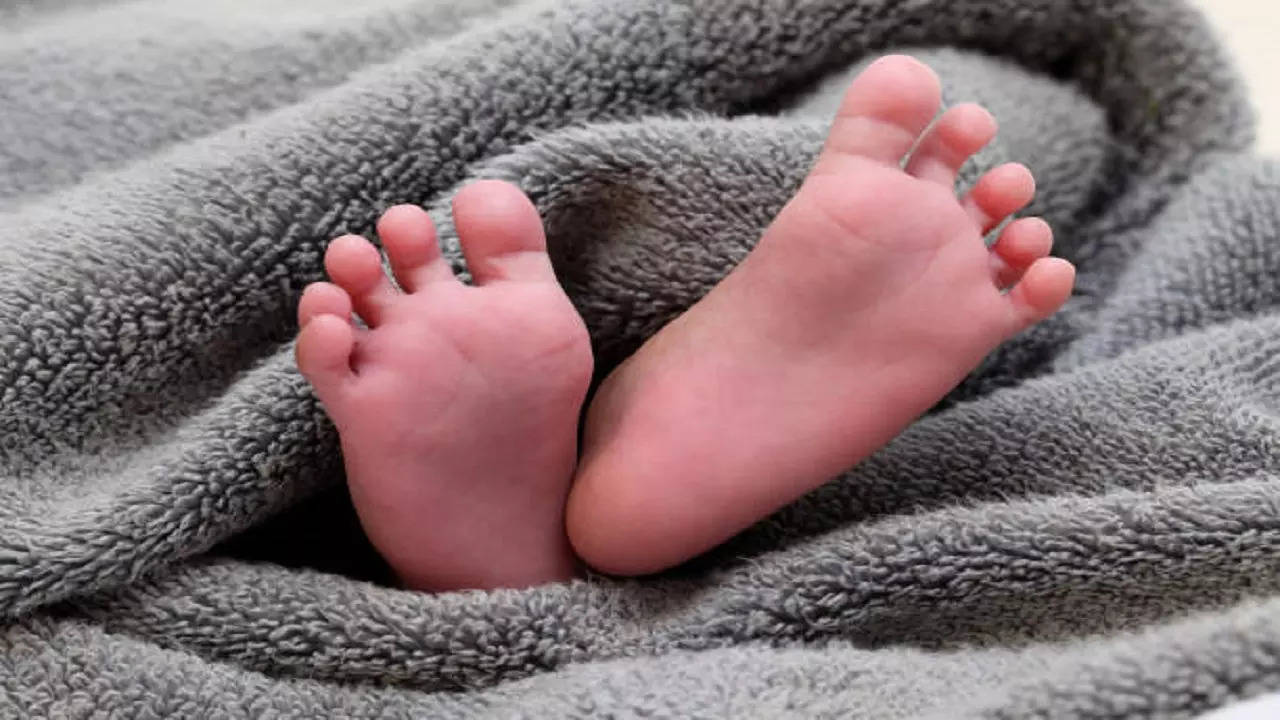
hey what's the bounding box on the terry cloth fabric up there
[3,0,1280,717]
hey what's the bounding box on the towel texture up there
[3,0,1280,716]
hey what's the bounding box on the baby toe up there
[963,163,1036,234]
[1005,257,1075,333]
[376,205,454,291]
[324,234,398,327]
[990,217,1054,289]
[905,103,997,188]
[296,313,357,407]
[298,281,353,328]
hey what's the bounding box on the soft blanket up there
[3,0,1280,716]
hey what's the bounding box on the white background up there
[1196,0,1280,154]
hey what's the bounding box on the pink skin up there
[296,181,591,591]
[296,54,1074,591]
[565,55,1075,576]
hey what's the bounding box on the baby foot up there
[567,55,1075,575]
[296,181,592,591]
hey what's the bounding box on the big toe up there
[453,180,557,285]
[816,54,942,172]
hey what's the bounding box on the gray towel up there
[3,0,1279,717]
